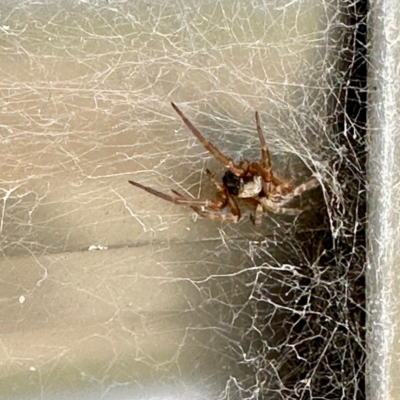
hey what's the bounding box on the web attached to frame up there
[0,1,366,399]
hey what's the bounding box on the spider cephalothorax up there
[129,102,319,226]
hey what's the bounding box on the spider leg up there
[194,206,241,222]
[171,102,245,176]
[249,203,263,226]
[177,199,239,223]
[129,180,224,209]
[168,190,204,218]
[172,184,241,223]
[278,178,320,205]
[208,165,242,220]
[191,194,240,223]
[259,197,302,216]
[240,197,263,226]
[255,111,272,175]
[248,161,273,182]
[204,168,227,196]
[254,112,287,195]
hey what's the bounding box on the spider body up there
[238,175,263,199]
[222,171,242,196]
[128,102,319,226]
[222,171,263,199]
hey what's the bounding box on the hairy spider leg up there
[278,178,320,205]
[254,111,293,194]
[241,197,264,226]
[171,102,245,177]
[128,180,224,209]
[170,191,205,219]
[172,190,240,223]
[259,197,302,216]
[171,169,241,223]
[255,111,272,178]
[253,204,263,226]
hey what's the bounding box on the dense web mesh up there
[0,1,366,399]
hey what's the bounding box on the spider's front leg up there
[128,169,241,223]
[171,169,241,222]
[255,111,272,176]
[254,112,289,188]
[171,102,246,177]
[128,180,224,209]
[173,190,240,223]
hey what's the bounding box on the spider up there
[128,102,319,226]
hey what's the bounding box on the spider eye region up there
[222,171,243,196]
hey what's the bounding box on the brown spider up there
[129,102,319,226]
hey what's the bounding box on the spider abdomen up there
[238,175,263,198]
[222,170,263,198]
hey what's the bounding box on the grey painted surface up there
[368,2,400,399]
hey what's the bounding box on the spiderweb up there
[0,1,367,399]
